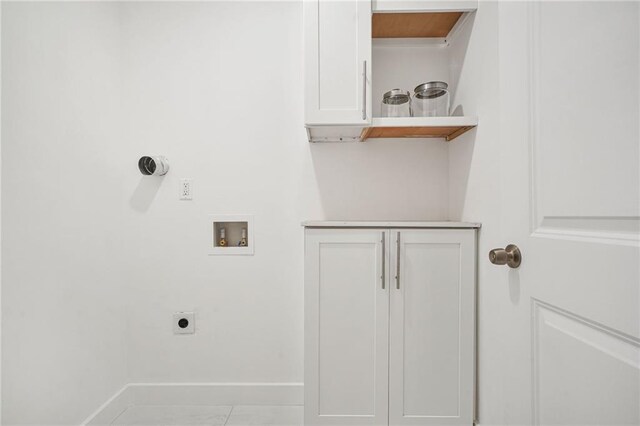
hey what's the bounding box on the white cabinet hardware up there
[395,231,401,289]
[381,231,386,289]
[362,60,368,121]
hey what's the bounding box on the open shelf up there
[360,117,477,141]
[372,12,464,38]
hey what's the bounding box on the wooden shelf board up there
[372,12,464,38]
[361,117,477,141]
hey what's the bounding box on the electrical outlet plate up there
[180,178,193,200]
[173,312,195,334]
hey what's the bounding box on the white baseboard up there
[82,382,304,425]
[127,382,304,406]
[82,385,132,426]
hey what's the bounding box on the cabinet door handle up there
[362,60,367,121]
[395,232,401,289]
[381,232,386,289]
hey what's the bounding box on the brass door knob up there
[489,244,521,268]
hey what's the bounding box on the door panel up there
[494,2,640,425]
[304,229,389,426]
[318,1,359,112]
[533,2,639,223]
[402,243,460,417]
[534,301,640,425]
[389,229,476,426]
[304,0,371,125]
[318,242,376,415]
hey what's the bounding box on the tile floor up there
[111,405,303,426]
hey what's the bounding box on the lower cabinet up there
[304,226,477,426]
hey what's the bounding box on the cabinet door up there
[305,229,389,426]
[304,0,372,126]
[389,229,476,425]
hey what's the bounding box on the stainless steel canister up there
[413,81,450,117]
[381,89,412,117]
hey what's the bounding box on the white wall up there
[119,0,448,383]
[1,2,128,424]
[445,2,505,424]
[372,41,451,118]
[2,1,449,422]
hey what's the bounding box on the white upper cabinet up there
[304,0,372,126]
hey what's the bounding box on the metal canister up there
[381,89,412,117]
[413,81,450,117]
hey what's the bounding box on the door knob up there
[489,244,521,268]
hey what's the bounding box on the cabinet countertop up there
[302,221,481,229]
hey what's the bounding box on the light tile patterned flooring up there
[111,405,303,426]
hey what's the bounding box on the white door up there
[491,2,640,424]
[304,0,372,126]
[304,229,389,426]
[389,229,476,426]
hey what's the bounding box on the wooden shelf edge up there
[446,125,476,141]
[307,117,478,142]
[360,124,476,142]
[359,127,374,141]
